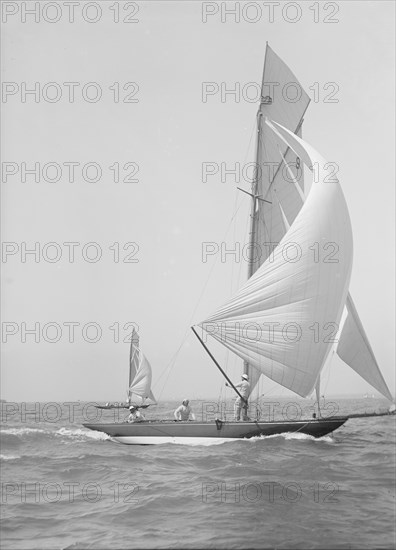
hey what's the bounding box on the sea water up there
[1,398,395,549]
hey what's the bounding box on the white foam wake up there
[249,432,335,443]
[56,427,110,441]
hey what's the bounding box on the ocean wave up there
[1,427,49,436]
[1,426,109,442]
[0,454,21,461]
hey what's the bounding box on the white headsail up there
[199,120,353,398]
[337,295,393,401]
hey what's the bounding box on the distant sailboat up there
[128,348,157,407]
[95,329,156,410]
[84,44,394,444]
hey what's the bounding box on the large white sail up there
[246,46,310,393]
[199,120,353,398]
[252,45,310,270]
[274,199,392,401]
[337,295,393,401]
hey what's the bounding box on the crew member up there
[174,399,196,421]
[127,405,145,423]
[226,374,250,421]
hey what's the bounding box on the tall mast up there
[243,116,261,378]
[243,44,268,377]
[246,113,261,279]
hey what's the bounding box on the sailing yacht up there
[94,329,157,410]
[83,45,394,445]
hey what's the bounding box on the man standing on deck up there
[127,406,145,423]
[174,399,196,421]
[226,374,250,421]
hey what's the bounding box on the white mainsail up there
[199,120,353,398]
[252,45,310,271]
[128,330,157,405]
[245,45,311,394]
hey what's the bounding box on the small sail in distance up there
[129,352,157,406]
[128,329,157,406]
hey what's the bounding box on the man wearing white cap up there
[127,405,145,423]
[226,374,250,421]
[174,399,196,421]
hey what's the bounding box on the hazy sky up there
[1,0,395,402]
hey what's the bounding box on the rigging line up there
[227,190,251,390]
[153,192,250,396]
[243,118,257,164]
[219,186,241,402]
[233,118,258,202]
[223,182,251,393]
[155,357,179,402]
[153,333,189,396]
[229,184,240,313]
[155,119,257,398]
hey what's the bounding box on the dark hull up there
[95,405,128,410]
[83,417,348,444]
[94,404,151,410]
